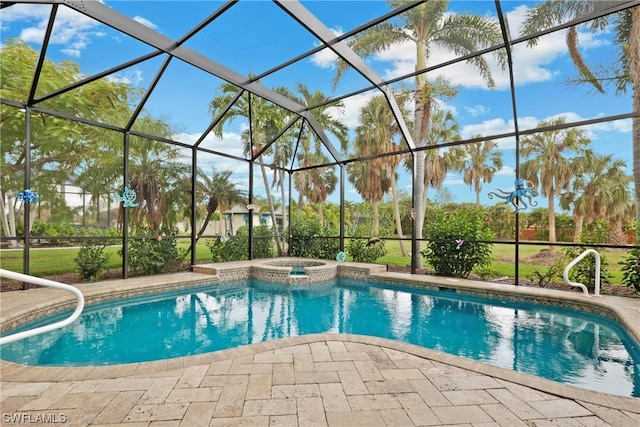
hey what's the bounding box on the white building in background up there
[198,203,283,237]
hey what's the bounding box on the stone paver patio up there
[1,270,639,426]
[2,334,639,426]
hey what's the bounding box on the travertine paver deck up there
[1,334,639,427]
[1,271,639,426]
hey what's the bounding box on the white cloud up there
[4,3,105,57]
[331,4,611,91]
[464,105,488,117]
[460,111,630,150]
[0,4,50,26]
[173,130,246,160]
[443,173,465,186]
[61,48,81,57]
[108,70,144,86]
[327,91,375,129]
[310,27,344,69]
[496,165,515,176]
[311,46,339,69]
[461,117,518,147]
[132,16,158,30]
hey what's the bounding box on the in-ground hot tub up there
[253,259,336,284]
[193,258,339,284]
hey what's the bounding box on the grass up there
[0,239,629,284]
[0,242,213,277]
[377,240,627,284]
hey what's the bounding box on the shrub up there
[527,260,564,287]
[620,249,640,292]
[74,240,110,281]
[562,247,611,292]
[206,225,274,262]
[472,263,499,281]
[125,227,182,276]
[564,222,612,292]
[288,215,340,259]
[347,238,387,263]
[422,207,494,278]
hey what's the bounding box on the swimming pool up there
[2,278,638,398]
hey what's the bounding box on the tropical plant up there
[287,214,340,259]
[300,152,339,226]
[210,81,293,254]
[450,137,503,207]
[521,2,640,230]
[183,168,246,260]
[349,93,410,255]
[527,260,564,287]
[563,221,612,292]
[422,206,494,278]
[347,238,387,263]
[0,41,136,246]
[75,240,110,281]
[620,249,640,292]
[125,226,183,276]
[334,0,505,267]
[347,157,392,238]
[124,124,190,234]
[559,150,631,242]
[292,83,349,215]
[206,225,273,261]
[520,117,591,248]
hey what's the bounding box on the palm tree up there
[125,119,189,233]
[334,0,505,267]
[560,150,631,242]
[210,81,292,254]
[301,151,338,225]
[348,160,391,236]
[404,108,462,207]
[520,117,591,248]
[183,168,247,259]
[521,2,640,228]
[293,84,348,213]
[451,137,503,207]
[352,94,410,254]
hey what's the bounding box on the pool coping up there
[1,262,639,412]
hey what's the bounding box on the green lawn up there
[0,239,628,284]
[377,240,627,284]
[0,242,213,277]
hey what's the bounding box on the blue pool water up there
[2,279,639,397]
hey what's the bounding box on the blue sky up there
[0,0,633,210]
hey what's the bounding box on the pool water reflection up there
[2,279,639,397]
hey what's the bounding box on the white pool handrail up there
[563,249,601,296]
[0,268,84,345]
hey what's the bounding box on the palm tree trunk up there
[631,7,640,233]
[412,42,429,269]
[259,160,284,255]
[183,211,214,260]
[391,177,408,257]
[573,214,584,242]
[279,170,288,255]
[608,217,627,245]
[548,192,557,251]
[373,200,380,236]
[0,191,18,248]
[475,188,481,208]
